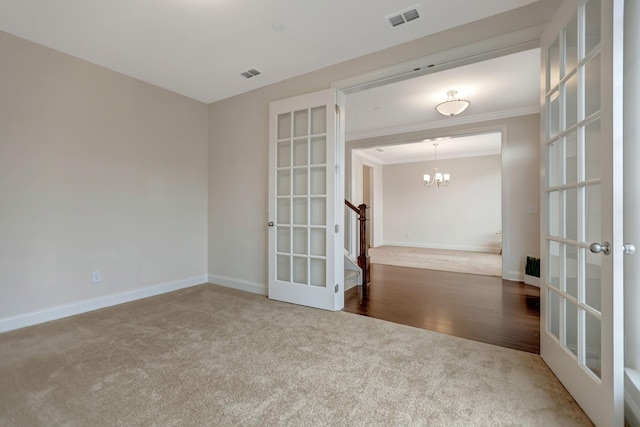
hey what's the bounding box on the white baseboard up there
[523,274,541,287]
[0,275,208,333]
[383,241,500,254]
[505,271,524,282]
[208,274,267,296]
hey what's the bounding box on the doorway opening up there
[351,131,503,278]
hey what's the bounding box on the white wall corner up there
[208,274,268,296]
[0,275,208,333]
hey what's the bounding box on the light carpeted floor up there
[0,284,591,426]
[369,246,503,277]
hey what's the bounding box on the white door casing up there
[540,0,624,425]
[268,89,345,311]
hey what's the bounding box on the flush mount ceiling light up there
[435,90,470,116]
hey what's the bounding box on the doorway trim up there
[346,124,511,280]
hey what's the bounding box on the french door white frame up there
[539,0,624,425]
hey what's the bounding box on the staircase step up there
[345,270,360,290]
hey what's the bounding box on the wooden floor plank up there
[344,264,541,353]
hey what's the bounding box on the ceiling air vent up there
[384,5,423,28]
[240,68,261,79]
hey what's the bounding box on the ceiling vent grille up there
[240,68,261,79]
[384,5,423,28]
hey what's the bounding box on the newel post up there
[358,204,370,296]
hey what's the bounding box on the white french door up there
[540,0,624,425]
[268,89,345,311]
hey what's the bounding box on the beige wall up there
[0,31,209,325]
[208,3,554,291]
[382,155,502,252]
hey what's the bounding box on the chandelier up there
[435,90,470,116]
[423,143,450,187]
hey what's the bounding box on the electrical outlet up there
[92,271,102,284]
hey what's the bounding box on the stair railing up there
[345,199,370,297]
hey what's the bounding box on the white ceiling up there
[0,0,537,104]
[347,48,540,164]
[345,48,541,141]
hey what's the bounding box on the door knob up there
[624,244,636,255]
[589,242,611,255]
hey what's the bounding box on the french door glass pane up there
[585,184,601,243]
[585,54,602,117]
[549,289,560,339]
[565,301,579,357]
[564,15,578,73]
[310,167,326,195]
[293,256,307,284]
[310,198,326,225]
[278,141,291,167]
[310,137,326,164]
[293,199,307,225]
[566,133,578,185]
[277,255,291,281]
[294,110,308,137]
[277,226,290,253]
[293,169,308,195]
[585,313,602,379]
[566,188,578,241]
[585,120,601,180]
[549,241,562,288]
[277,170,291,196]
[310,259,326,287]
[549,191,561,236]
[548,141,563,187]
[293,227,307,255]
[277,113,291,139]
[310,106,326,134]
[585,0,601,56]
[293,139,308,166]
[566,244,578,298]
[548,37,561,90]
[585,249,602,312]
[565,75,579,129]
[310,228,326,257]
[548,90,560,138]
[277,199,290,224]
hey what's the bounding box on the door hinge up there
[335,164,340,174]
[335,104,340,114]
[335,284,339,293]
[335,224,339,233]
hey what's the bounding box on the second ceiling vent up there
[384,5,423,28]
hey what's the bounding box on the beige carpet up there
[0,284,591,426]
[369,246,503,277]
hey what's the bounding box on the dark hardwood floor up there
[344,264,541,353]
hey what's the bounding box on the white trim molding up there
[383,241,500,254]
[208,274,267,296]
[625,368,640,426]
[0,275,208,333]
